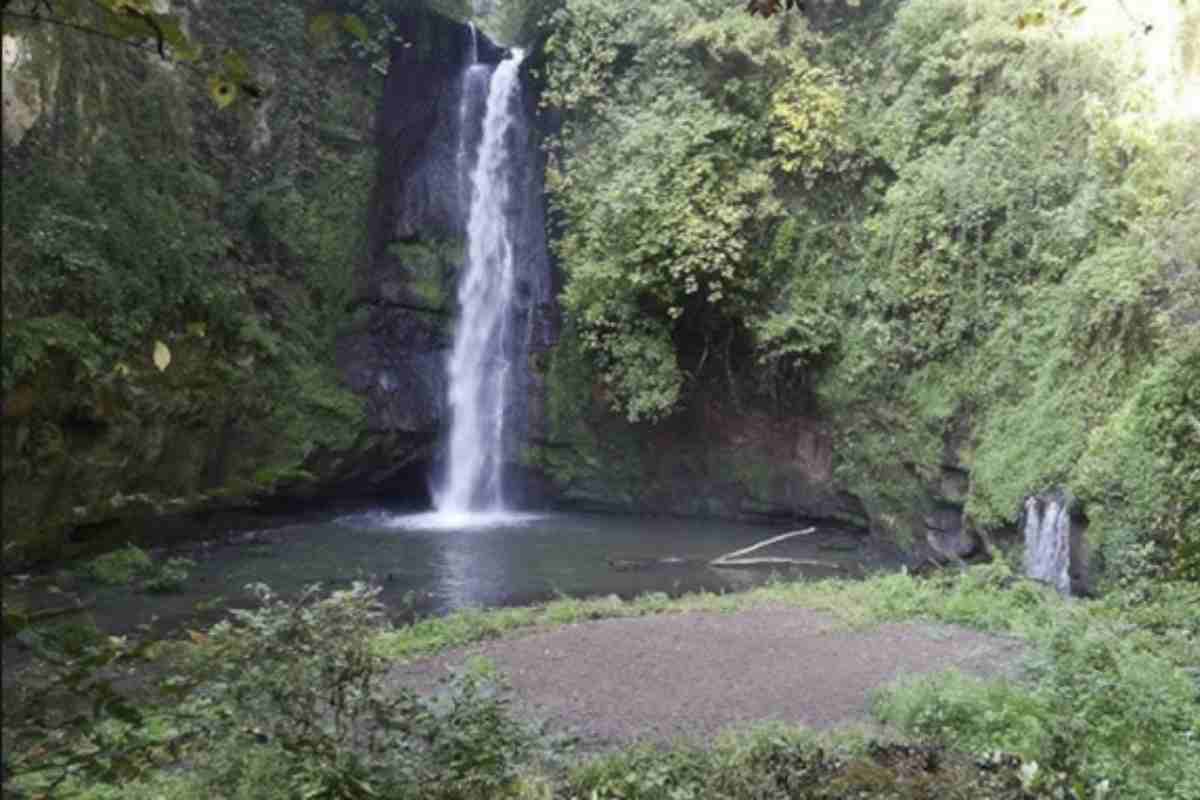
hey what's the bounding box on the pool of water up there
[16,510,893,638]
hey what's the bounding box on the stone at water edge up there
[924,507,980,561]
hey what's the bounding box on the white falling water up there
[435,50,527,515]
[1023,493,1073,596]
[456,50,488,213]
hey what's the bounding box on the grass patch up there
[563,723,1048,799]
[374,562,1058,662]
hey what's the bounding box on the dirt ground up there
[391,606,1025,747]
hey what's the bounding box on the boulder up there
[924,508,979,561]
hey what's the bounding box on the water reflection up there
[361,510,550,531]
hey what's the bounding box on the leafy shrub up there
[188,582,532,800]
[568,746,709,800]
[544,0,793,421]
[5,582,535,799]
[769,62,855,186]
[3,626,169,793]
[142,557,195,594]
[875,618,1200,799]
[874,671,1052,759]
[1076,338,1200,582]
[564,725,1056,799]
[2,146,232,389]
[86,544,154,585]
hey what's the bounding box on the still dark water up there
[52,511,892,636]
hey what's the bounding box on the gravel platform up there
[391,606,1024,746]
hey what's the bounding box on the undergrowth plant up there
[4,581,534,800]
[5,569,1197,799]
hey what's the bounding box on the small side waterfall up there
[435,49,529,514]
[1023,492,1074,595]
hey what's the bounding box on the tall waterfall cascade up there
[434,48,531,515]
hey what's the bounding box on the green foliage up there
[142,557,195,594]
[1,0,377,554]
[245,151,372,353]
[769,62,854,185]
[0,0,262,107]
[1076,336,1200,581]
[567,746,709,799]
[562,725,1059,798]
[481,0,564,46]
[962,125,1199,576]
[86,544,154,585]
[2,146,231,392]
[190,582,532,800]
[526,321,645,501]
[385,236,463,311]
[549,79,777,419]
[875,619,1200,799]
[0,315,104,394]
[539,0,1196,570]
[6,582,534,800]
[545,0,804,421]
[8,572,1198,799]
[857,0,1124,364]
[807,0,1196,564]
[83,547,194,591]
[4,624,175,792]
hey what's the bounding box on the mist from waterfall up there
[434,49,528,516]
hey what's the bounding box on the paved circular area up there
[392,607,1024,746]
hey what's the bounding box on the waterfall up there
[456,57,488,216]
[1023,492,1073,595]
[435,49,528,514]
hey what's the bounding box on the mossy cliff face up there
[0,3,489,561]
[527,325,868,528]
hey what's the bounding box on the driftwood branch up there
[710,528,814,564]
[26,601,95,622]
[709,557,843,570]
[710,527,842,571]
[606,527,842,572]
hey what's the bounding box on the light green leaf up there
[341,14,369,43]
[220,51,251,82]
[207,75,237,108]
[308,12,338,39]
[153,341,171,372]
